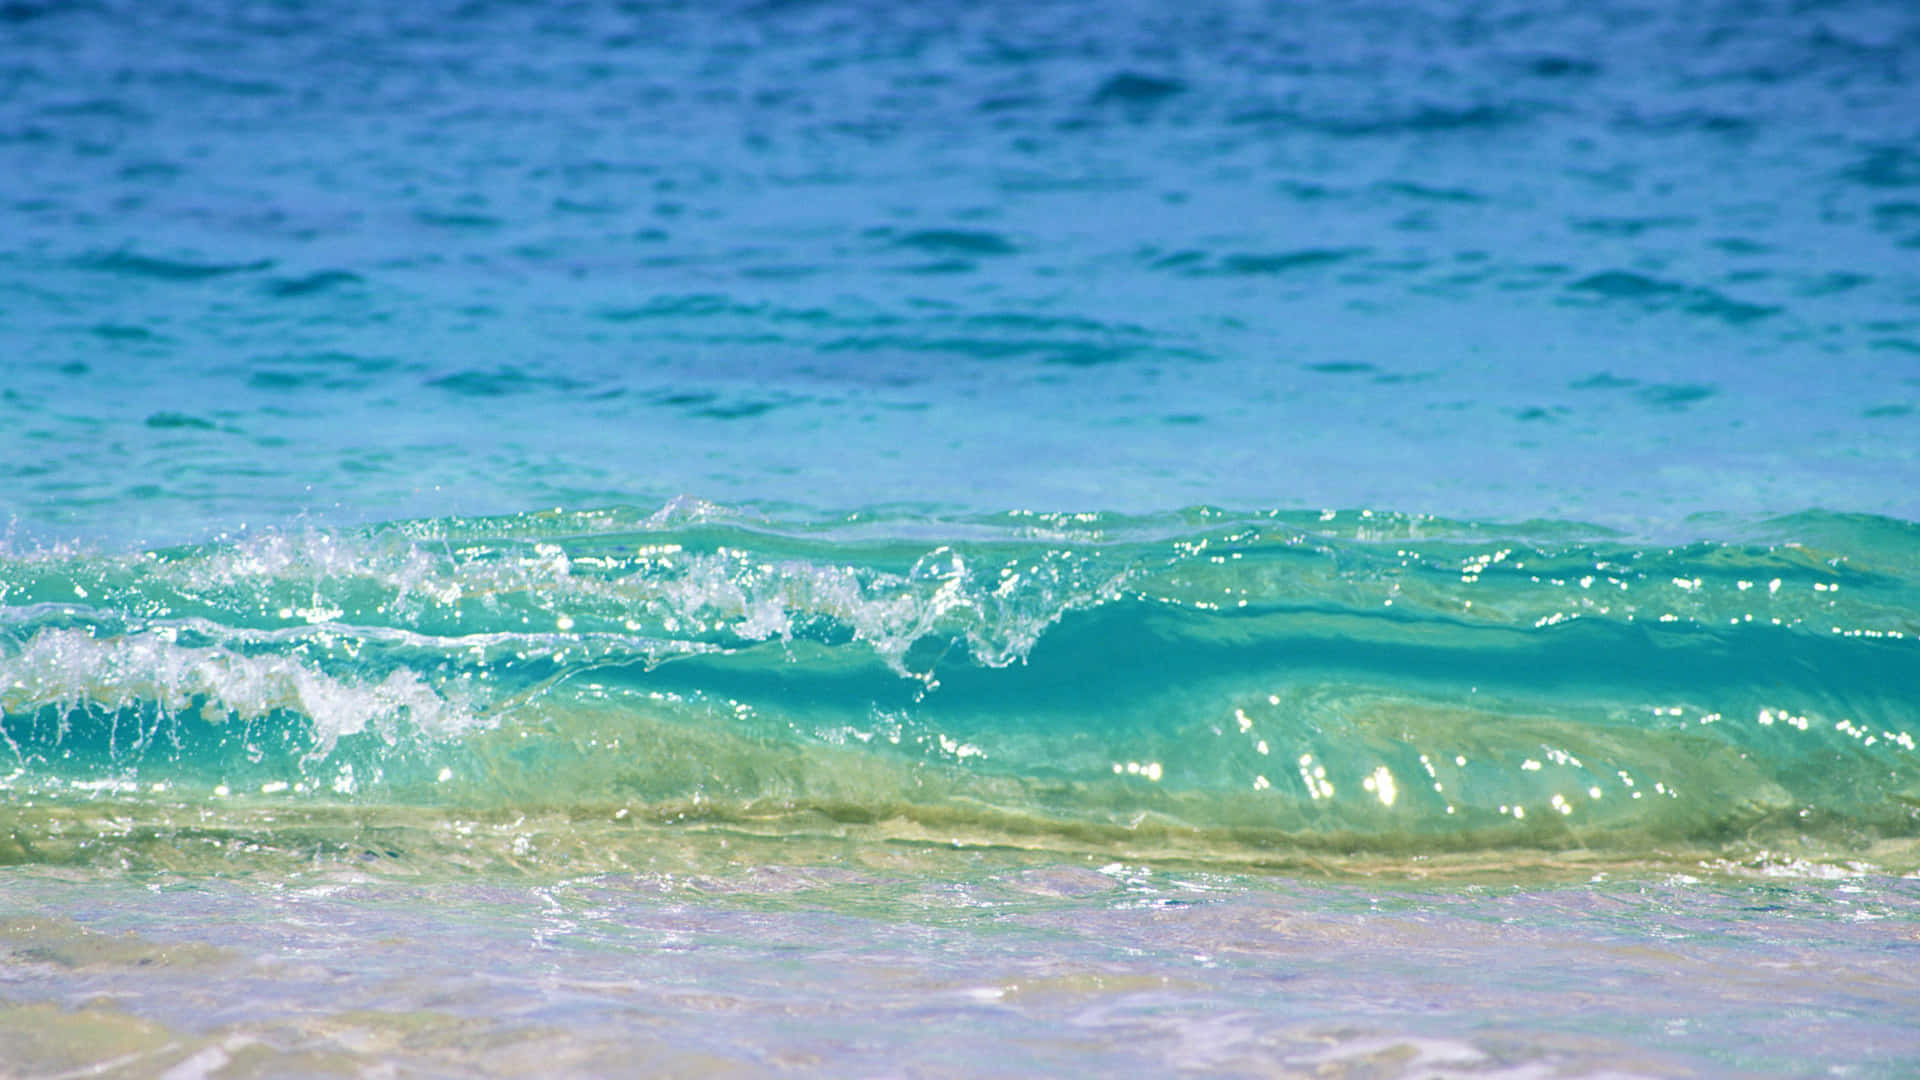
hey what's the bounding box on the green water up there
[4,505,1915,879]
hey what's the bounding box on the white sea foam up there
[138,522,1132,679]
[0,628,475,754]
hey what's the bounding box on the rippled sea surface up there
[3,0,1919,1075]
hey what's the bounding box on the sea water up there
[2,0,1919,1075]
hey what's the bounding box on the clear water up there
[3,0,1919,1075]
[3,867,1918,1077]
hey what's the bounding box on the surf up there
[1,500,1914,877]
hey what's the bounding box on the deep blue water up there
[2,0,1917,545]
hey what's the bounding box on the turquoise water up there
[4,0,1920,1074]
[4,505,1920,877]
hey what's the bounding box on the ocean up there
[2,0,1918,1074]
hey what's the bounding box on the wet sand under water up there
[1,845,1917,1079]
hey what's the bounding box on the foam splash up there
[65,513,1135,681]
[0,628,472,760]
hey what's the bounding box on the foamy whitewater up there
[2,0,1919,1075]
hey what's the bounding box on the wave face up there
[4,501,1916,875]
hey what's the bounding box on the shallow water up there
[3,0,1919,1074]
[3,863,1919,1078]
